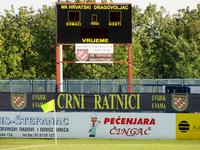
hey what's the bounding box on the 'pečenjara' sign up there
[56,3,132,44]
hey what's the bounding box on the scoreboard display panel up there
[56,3,132,44]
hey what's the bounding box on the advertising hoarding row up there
[0,112,176,139]
[1,93,200,113]
[1,112,199,139]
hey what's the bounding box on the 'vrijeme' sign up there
[0,93,200,113]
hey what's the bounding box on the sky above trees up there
[0,0,199,15]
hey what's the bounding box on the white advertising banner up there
[0,112,70,138]
[75,44,113,63]
[0,112,176,139]
[75,44,114,54]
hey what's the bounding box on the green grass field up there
[0,139,200,150]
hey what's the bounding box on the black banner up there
[0,93,200,113]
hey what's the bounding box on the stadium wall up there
[0,92,200,139]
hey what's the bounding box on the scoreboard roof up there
[56,3,132,44]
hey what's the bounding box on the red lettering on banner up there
[116,117,120,124]
[110,118,115,124]
[104,118,109,124]
[137,118,143,124]
[126,118,133,124]
[150,118,155,125]
[104,117,155,125]
[121,118,126,124]
[144,118,149,125]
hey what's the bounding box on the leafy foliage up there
[0,1,199,79]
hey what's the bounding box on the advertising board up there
[1,93,200,113]
[75,44,113,63]
[176,114,200,140]
[0,112,176,139]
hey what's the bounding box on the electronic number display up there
[56,3,132,44]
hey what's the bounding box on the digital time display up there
[81,28,108,38]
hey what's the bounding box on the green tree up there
[0,16,7,78]
[0,2,199,80]
[30,5,56,79]
[0,6,36,79]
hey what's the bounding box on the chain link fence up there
[0,79,200,93]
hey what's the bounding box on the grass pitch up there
[0,139,200,150]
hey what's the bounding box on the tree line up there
[0,0,199,79]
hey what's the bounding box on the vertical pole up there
[54,0,62,145]
[59,45,63,92]
[56,45,59,92]
[128,44,132,93]
[56,0,63,92]
[53,99,58,144]
[56,44,63,92]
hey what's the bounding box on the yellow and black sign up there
[176,114,200,140]
[1,93,200,113]
[56,3,132,44]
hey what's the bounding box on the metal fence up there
[0,79,200,93]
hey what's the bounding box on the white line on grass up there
[0,144,53,150]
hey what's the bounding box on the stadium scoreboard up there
[56,3,132,44]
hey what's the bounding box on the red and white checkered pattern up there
[76,49,89,61]
[175,97,186,109]
[13,96,24,108]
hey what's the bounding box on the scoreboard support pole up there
[56,44,63,92]
[128,44,133,93]
[56,0,63,92]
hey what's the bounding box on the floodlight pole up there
[56,0,63,92]
[128,44,132,93]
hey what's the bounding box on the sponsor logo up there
[104,117,155,125]
[76,49,89,61]
[109,126,151,136]
[178,120,190,133]
[104,117,155,137]
[11,93,27,110]
[89,114,101,137]
[172,94,188,112]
